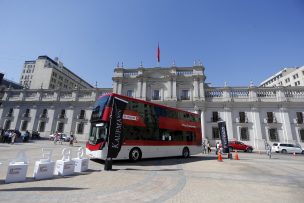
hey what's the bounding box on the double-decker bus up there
[86,93,202,161]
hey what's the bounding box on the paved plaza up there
[0,140,304,203]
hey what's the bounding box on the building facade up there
[20,56,93,89]
[260,66,304,87]
[1,64,304,149]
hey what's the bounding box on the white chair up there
[5,151,28,183]
[72,147,89,172]
[33,148,55,180]
[54,148,75,176]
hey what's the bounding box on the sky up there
[0,0,304,88]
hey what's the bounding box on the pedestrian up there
[207,141,211,153]
[216,142,220,155]
[11,130,17,144]
[54,131,61,145]
[266,142,271,159]
[202,140,207,154]
[69,134,74,146]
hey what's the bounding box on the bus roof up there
[98,93,199,116]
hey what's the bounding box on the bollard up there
[104,158,112,170]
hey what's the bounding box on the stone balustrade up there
[1,86,304,103]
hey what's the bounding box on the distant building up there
[260,66,304,87]
[19,56,93,89]
[0,72,23,89]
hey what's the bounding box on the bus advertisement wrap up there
[218,121,229,153]
[107,97,128,158]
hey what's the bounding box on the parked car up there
[49,133,70,142]
[219,141,254,152]
[230,141,253,152]
[272,143,304,154]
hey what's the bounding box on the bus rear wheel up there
[182,147,190,158]
[129,148,142,162]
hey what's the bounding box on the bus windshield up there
[88,123,108,145]
[91,95,110,122]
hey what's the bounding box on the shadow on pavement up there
[90,155,218,167]
[0,186,87,192]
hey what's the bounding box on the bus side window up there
[162,131,171,141]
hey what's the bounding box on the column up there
[193,78,199,100]
[142,80,147,100]
[136,79,142,99]
[251,107,264,150]
[113,81,118,93]
[172,79,177,100]
[167,79,172,100]
[199,80,205,101]
[201,110,206,141]
[29,106,37,132]
[224,107,233,140]
[117,81,122,94]
[279,107,293,143]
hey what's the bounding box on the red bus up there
[86,93,202,161]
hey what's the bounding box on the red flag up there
[157,43,160,63]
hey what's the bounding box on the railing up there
[123,72,138,77]
[177,71,193,76]
[2,87,304,103]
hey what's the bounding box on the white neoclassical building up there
[1,63,304,149]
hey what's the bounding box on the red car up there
[220,141,254,153]
[228,141,253,152]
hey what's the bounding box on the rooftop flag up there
[157,43,160,63]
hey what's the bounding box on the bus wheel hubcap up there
[132,151,139,159]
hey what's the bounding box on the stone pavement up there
[0,140,304,203]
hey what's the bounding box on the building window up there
[285,78,290,83]
[212,112,219,122]
[152,90,160,100]
[41,109,47,118]
[295,81,300,86]
[181,90,190,100]
[4,120,11,130]
[57,122,64,133]
[300,129,304,142]
[7,108,13,117]
[268,128,279,142]
[212,127,220,139]
[293,73,299,79]
[77,122,84,134]
[296,112,303,124]
[21,121,28,131]
[127,90,133,97]
[239,112,246,123]
[59,109,65,119]
[39,122,46,132]
[24,109,30,117]
[78,110,85,119]
[267,112,274,123]
[240,127,249,141]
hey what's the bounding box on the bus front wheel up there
[129,148,142,162]
[182,147,190,158]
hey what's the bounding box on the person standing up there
[11,130,17,144]
[207,141,211,153]
[69,134,74,146]
[216,142,220,155]
[202,140,207,154]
